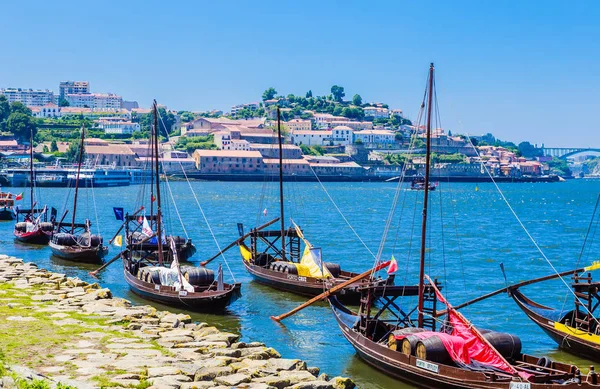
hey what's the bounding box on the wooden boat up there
[234,107,392,303]
[323,64,600,389]
[0,191,16,220]
[510,271,600,362]
[121,100,241,312]
[410,176,436,191]
[14,132,53,244]
[49,126,107,262]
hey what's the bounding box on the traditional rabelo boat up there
[49,126,107,262]
[118,101,241,312]
[0,190,16,221]
[275,64,600,389]
[14,131,53,244]
[233,108,392,303]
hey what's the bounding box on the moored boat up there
[49,126,107,262]
[0,191,16,221]
[120,100,241,312]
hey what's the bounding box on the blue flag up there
[113,207,124,221]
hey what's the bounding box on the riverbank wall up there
[0,254,355,389]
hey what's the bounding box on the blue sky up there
[2,0,598,146]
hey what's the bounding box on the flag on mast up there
[15,192,24,201]
[387,255,398,274]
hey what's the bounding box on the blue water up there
[1,179,599,388]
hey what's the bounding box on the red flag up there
[15,192,24,201]
[151,194,156,202]
[387,256,398,274]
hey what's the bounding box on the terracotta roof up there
[85,145,135,155]
[192,150,263,158]
[263,158,310,165]
[250,143,300,149]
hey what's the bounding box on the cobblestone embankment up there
[0,254,355,389]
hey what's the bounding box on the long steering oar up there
[108,206,145,245]
[200,217,280,266]
[435,261,600,317]
[271,260,391,322]
[88,252,122,278]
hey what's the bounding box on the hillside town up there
[0,81,568,183]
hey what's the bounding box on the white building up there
[291,130,331,146]
[0,88,55,106]
[363,106,390,119]
[31,103,62,118]
[66,93,122,110]
[285,119,312,132]
[330,126,354,145]
[59,81,89,100]
[354,129,396,145]
[231,102,260,116]
[96,118,140,134]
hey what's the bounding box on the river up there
[1,179,598,388]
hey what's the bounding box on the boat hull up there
[123,264,241,312]
[0,208,15,221]
[243,260,389,304]
[511,289,600,362]
[14,229,51,244]
[49,241,107,263]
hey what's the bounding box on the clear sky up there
[2,0,599,146]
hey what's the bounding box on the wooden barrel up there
[145,269,161,284]
[400,335,422,356]
[14,222,27,232]
[324,262,341,277]
[89,235,102,247]
[40,222,53,231]
[483,331,522,360]
[415,336,452,364]
[283,263,298,275]
[387,328,426,352]
[53,233,77,246]
[184,268,215,286]
[136,268,146,280]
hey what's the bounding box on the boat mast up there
[71,125,86,233]
[153,101,164,265]
[29,129,34,214]
[418,63,435,328]
[277,107,286,261]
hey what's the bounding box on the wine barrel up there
[184,268,215,286]
[483,331,522,360]
[15,222,27,232]
[400,335,423,355]
[386,327,426,352]
[255,253,274,267]
[136,268,146,280]
[283,263,298,275]
[89,235,102,247]
[172,235,186,245]
[40,222,53,231]
[415,336,452,364]
[271,261,289,272]
[324,262,341,277]
[53,233,77,246]
[145,269,161,284]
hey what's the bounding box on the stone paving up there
[0,254,355,389]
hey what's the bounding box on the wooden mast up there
[153,101,164,265]
[29,129,34,213]
[277,107,286,261]
[71,125,86,233]
[418,63,435,328]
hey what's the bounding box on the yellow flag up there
[113,235,123,247]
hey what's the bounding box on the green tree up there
[6,112,37,141]
[42,145,49,153]
[518,141,542,158]
[139,108,176,136]
[58,98,70,107]
[306,90,313,98]
[50,140,58,152]
[10,101,32,116]
[331,85,345,102]
[179,111,195,122]
[352,94,362,106]
[262,87,277,101]
[0,95,10,122]
[333,106,343,116]
[65,139,86,162]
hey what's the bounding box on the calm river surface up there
[1,179,599,388]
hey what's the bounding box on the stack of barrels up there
[268,261,341,277]
[388,327,522,365]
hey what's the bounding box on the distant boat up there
[410,176,436,191]
[0,191,15,221]
[49,126,107,262]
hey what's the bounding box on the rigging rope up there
[464,135,600,325]
[177,160,236,282]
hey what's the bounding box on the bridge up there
[540,147,600,159]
